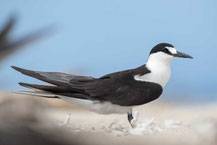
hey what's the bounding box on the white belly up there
[59,95,132,114]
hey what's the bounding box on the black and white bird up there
[12,43,193,127]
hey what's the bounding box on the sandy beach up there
[0,92,216,145]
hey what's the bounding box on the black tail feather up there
[18,82,90,100]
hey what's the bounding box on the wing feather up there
[78,66,162,106]
[11,66,95,88]
[12,65,162,106]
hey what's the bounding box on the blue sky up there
[0,0,216,101]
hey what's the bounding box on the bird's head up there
[148,43,193,64]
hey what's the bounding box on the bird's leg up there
[127,109,139,128]
[61,113,71,126]
[128,111,133,127]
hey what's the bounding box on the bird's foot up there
[60,113,71,127]
[128,111,139,128]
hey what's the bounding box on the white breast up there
[134,52,174,88]
[134,64,171,87]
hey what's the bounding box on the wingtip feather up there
[18,82,28,87]
[11,66,23,71]
[18,82,39,90]
[11,66,32,75]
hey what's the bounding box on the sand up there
[0,92,217,145]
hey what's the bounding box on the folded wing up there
[12,66,162,106]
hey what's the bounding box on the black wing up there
[11,66,95,87]
[12,66,97,100]
[12,65,162,106]
[70,65,163,106]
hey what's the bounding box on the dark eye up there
[165,48,170,53]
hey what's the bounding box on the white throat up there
[134,52,174,87]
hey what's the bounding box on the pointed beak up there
[173,51,193,59]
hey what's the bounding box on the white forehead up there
[165,46,177,54]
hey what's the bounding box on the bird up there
[11,43,193,127]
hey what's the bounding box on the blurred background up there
[0,1,217,145]
[0,0,217,102]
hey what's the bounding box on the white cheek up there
[149,52,174,62]
[165,46,177,54]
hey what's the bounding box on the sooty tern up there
[12,43,193,127]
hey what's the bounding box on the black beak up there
[173,51,193,59]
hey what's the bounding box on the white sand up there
[1,93,217,145]
[45,101,217,145]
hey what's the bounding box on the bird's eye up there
[165,49,170,53]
